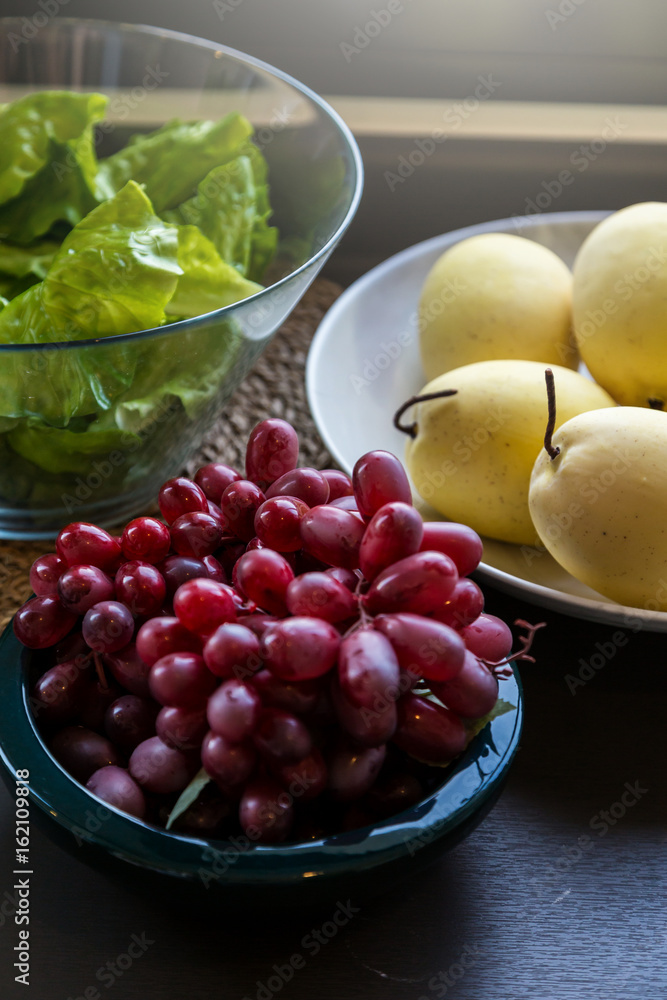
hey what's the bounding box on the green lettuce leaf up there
[0,91,107,242]
[6,417,138,475]
[96,113,254,212]
[165,224,261,319]
[0,239,60,280]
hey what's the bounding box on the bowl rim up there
[0,622,522,886]
[0,16,364,353]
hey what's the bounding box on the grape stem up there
[93,651,109,691]
[543,369,561,461]
[393,390,458,439]
[482,619,547,678]
[342,575,372,637]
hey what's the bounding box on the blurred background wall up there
[1,0,665,280]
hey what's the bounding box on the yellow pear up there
[402,360,615,546]
[572,202,667,407]
[529,405,667,610]
[419,232,577,379]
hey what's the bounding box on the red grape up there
[220,480,266,541]
[419,522,484,577]
[201,731,256,789]
[114,561,166,617]
[82,601,134,653]
[194,462,241,502]
[234,548,294,616]
[321,469,353,501]
[121,517,171,565]
[254,496,309,552]
[57,565,114,615]
[272,748,327,801]
[330,676,397,747]
[252,706,312,763]
[266,468,330,506]
[56,522,122,572]
[250,670,322,716]
[327,741,386,802]
[156,705,208,751]
[86,766,146,819]
[207,680,261,742]
[104,695,157,753]
[31,659,90,725]
[50,726,120,783]
[433,578,484,629]
[203,623,261,679]
[353,450,412,517]
[149,651,217,708]
[29,554,65,596]
[79,678,124,732]
[239,776,293,843]
[158,477,208,524]
[362,551,458,616]
[285,571,357,623]
[170,511,224,558]
[300,505,366,569]
[328,496,361,512]
[173,578,237,636]
[202,554,225,583]
[245,419,299,488]
[104,642,151,697]
[430,650,499,719]
[261,617,340,681]
[135,616,202,667]
[14,595,78,649]
[461,613,513,662]
[326,567,359,590]
[160,554,213,598]
[359,501,424,581]
[394,693,467,763]
[129,736,195,794]
[338,627,401,710]
[373,612,465,682]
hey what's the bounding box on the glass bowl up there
[0,622,522,910]
[0,18,363,539]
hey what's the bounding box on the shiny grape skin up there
[250,670,323,716]
[330,675,397,747]
[121,517,171,565]
[135,616,202,667]
[252,706,313,764]
[159,554,216,598]
[31,659,91,726]
[461,613,513,662]
[321,468,353,501]
[373,612,466,682]
[266,468,330,506]
[430,650,499,719]
[57,565,115,616]
[272,748,328,802]
[114,561,166,617]
[14,595,78,650]
[29,554,66,596]
[104,695,158,753]
[172,578,237,636]
[234,548,294,616]
[327,741,386,802]
[352,450,412,517]
[299,506,366,570]
[337,627,401,710]
[194,462,241,503]
[49,726,120,783]
[201,731,256,790]
[245,418,299,489]
[170,511,225,559]
[82,601,134,654]
[220,480,267,542]
[285,571,357,623]
[149,652,217,709]
[203,623,261,680]
[104,643,152,698]
[254,496,309,552]
[239,776,294,843]
[158,477,208,524]
[86,766,146,819]
[419,521,484,577]
[56,522,122,572]
[362,551,458,617]
[394,692,468,764]
[129,736,196,794]
[432,578,484,629]
[207,680,261,742]
[260,617,340,681]
[359,501,424,581]
[79,678,124,732]
[156,705,208,751]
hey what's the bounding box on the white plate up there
[307,210,667,633]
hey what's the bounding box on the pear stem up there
[543,369,561,461]
[393,389,458,438]
[648,397,664,410]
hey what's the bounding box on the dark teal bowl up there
[0,622,522,909]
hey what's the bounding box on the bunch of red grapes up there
[15,419,520,844]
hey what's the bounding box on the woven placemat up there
[0,278,342,629]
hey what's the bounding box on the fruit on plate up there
[418,232,576,380]
[529,385,667,609]
[396,359,616,546]
[572,202,667,407]
[14,421,533,844]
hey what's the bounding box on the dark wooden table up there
[1,583,665,1000]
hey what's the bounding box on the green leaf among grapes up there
[166,768,212,831]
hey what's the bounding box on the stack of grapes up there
[14,419,519,844]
